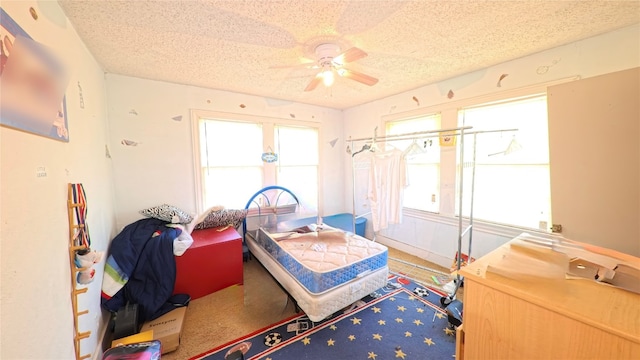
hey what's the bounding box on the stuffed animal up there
[75,249,104,285]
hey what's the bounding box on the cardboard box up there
[140,307,187,354]
[111,330,154,348]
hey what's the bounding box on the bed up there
[243,186,389,322]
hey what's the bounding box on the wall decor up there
[439,131,457,146]
[261,146,278,163]
[0,7,69,141]
[77,81,84,109]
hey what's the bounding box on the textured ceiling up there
[57,1,639,109]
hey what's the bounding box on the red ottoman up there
[173,226,243,300]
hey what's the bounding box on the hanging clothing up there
[366,148,408,232]
[353,157,371,216]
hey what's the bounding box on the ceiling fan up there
[300,43,379,92]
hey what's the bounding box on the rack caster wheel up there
[440,296,452,307]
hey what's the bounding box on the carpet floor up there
[161,247,456,360]
[192,274,456,360]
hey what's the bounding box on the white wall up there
[343,24,640,266]
[106,75,344,230]
[0,2,116,359]
[1,5,636,357]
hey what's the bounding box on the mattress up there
[247,229,389,322]
[277,213,367,237]
[253,225,388,294]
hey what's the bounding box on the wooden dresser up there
[457,238,640,359]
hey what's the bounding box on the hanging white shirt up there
[366,148,408,232]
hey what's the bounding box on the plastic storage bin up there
[278,213,367,237]
[322,213,366,237]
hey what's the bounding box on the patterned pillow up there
[194,209,248,230]
[139,204,194,224]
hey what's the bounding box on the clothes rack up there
[348,126,472,301]
[347,126,517,305]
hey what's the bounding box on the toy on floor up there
[75,248,104,284]
[445,299,463,328]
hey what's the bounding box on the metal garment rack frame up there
[348,126,472,303]
[347,126,517,303]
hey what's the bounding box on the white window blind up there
[199,119,264,209]
[386,113,441,213]
[458,95,551,230]
[275,125,319,213]
[196,117,319,213]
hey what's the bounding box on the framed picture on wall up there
[0,7,69,142]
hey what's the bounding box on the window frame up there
[376,76,578,234]
[191,109,321,214]
[456,93,551,230]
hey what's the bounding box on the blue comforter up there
[101,217,180,322]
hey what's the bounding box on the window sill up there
[402,208,554,239]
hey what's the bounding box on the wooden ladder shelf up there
[67,183,92,360]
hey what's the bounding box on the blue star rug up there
[191,273,457,360]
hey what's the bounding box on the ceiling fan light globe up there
[322,70,335,87]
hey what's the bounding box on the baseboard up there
[376,235,452,270]
[92,317,111,360]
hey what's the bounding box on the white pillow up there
[166,224,194,256]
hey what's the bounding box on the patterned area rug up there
[192,274,456,360]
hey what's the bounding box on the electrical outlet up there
[539,221,547,230]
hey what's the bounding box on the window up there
[457,95,551,229]
[274,125,319,212]
[386,113,441,213]
[197,119,264,209]
[195,114,319,212]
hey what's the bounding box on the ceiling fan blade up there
[339,68,378,86]
[334,47,367,64]
[304,73,323,92]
